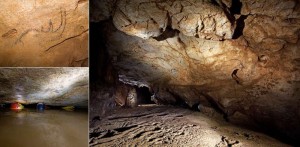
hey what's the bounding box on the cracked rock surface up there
[0,0,88,66]
[111,0,235,40]
[91,0,300,144]
[0,68,88,106]
[90,105,290,147]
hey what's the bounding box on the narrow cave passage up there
[135,86,155,105]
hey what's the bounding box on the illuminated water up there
[0,109,88,147]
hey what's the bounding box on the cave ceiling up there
[91,0,300,141]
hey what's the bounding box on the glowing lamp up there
[10,102,24,110]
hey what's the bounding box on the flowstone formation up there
[0,0,88,66]
[91,0,300,143]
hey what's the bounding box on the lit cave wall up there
[90,0,300,146]
[0,0,88,67]
[0,68,88,106]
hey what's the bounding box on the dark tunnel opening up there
[230,0,242,14]
[232,15,248,39]
[135,86,155,105]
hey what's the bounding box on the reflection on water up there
[0,109,88,147]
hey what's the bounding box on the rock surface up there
[91,0,300,144]
[111,0,235,40]
[0,0,88,66]
[90,105,290,147]
[0,68,88,106]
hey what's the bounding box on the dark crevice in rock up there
[90,132,101,138]
[167,89,224,115]
[92,116,101,122]
[195,25,199,38]
[167,12,172,26]
[232,15,248,39]
[177,36,186,48]
[132,130,146,139]
[153,26,179,41]
[215,0,236,26]
[108,114,151,120]
[210,0,220,6]
[90,19,118,85]
[166,90,190,108]
[231,69,241,84]
[191,102,201,111]
[258,55,268,65]
[135,86,155,104]
[230,0,242,14]
[114,125,138,132]
[153,12,179,41]
[101,130,117,138]
[200,93,228,120]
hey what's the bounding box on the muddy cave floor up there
[89,105,291,147]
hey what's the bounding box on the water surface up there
[0,109,88,147]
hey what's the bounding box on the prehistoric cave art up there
[0,0,88,66]
[90,0,300,146]
[15,10,67,47]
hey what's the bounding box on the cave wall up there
[0,0,88,66]
[91,0,300,142]
[0,68,88,106]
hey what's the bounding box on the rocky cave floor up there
[89,105,291,147]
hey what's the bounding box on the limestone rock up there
[127,87,138,107]
[168,0,235,40]
[115,84,130,107]
[243,15,299,52]
[0,0,88,66]
[240,0,299,18]
[90,85,116,118]
[152,89,177,105]
[0,68,88,106]
[112,0,168,39]
[112,0,235,40]
[92,0,300,143]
